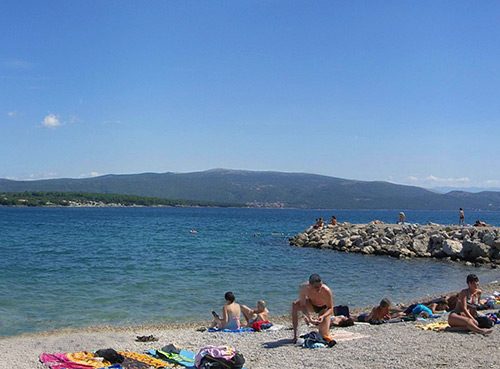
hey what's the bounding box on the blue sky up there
[1,1,499,189]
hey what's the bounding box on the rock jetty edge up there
[290,223,500,266]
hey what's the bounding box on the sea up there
[1,207,499,337]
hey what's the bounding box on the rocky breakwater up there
[290,223,500,266]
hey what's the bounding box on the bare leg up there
[317,308,332,337]
[240,305,254,324]
[292,299,300,343]
[448,313,492,335]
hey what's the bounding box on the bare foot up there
[482,329,493,335]
[292,337,297,344]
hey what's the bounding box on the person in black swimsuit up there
[447,274,492,334]
[291,274,333,343]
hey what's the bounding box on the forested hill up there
[1,169,499,210]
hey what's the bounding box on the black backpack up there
[199,352,245,369]
[334,305,350,317]
[475,315,493,329]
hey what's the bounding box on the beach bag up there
[475,315,493,329]
[95,348,124,364]
[199,352,245,369]
[195,346,243,369]
[334,305,350,317]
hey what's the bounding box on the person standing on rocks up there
[398,212,405,225]
[291,273,333,343]
[459,208,465,226]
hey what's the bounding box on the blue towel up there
[206,327,254,333]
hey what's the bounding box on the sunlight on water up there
[0,207,499,336]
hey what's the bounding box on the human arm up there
[298,286,315,324]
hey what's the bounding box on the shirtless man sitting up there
[241,300,269,326]
[292,274,333,343]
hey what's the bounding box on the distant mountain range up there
[432,186,500,193]
[1,169,500,210]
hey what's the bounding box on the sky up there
[1,1,500,190]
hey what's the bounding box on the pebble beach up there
[1,282,499,369]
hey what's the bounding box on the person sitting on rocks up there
[241,300,269,326]
[329,216,337,226]
[313,217,324,229]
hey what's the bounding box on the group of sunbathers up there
[291,273,493,342]
[209,273,493,338]
[209,291,270,330]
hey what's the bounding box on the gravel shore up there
[1,282,499,369]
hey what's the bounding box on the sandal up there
[136,335,158,342]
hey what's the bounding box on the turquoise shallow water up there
[0,207,499,337]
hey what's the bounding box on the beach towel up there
[39,352,120,369]
[40,351,170,369]
[147,349,196,368]
[331,330,368,342]
[118,351,173,368]
[206,327,254,333]
[415,321,450,331]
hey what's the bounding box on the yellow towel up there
[416,321,450,331]
[119,351,174,368]
[65,352,111,368]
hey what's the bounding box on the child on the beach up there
[354,298,392,323]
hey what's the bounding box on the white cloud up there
[425,175,470,184]
[7,172,59,180]
[408,176,418,181]
[78,172,100,178]
[8,111,18,117]
[42,113,62,128]
[485,179,500,186]
[103,120,122,125]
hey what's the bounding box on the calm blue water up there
[0,207,499,337]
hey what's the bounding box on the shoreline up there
[3,281,498,341]
[1,282,499,368]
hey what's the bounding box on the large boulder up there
[442,239,463,257]
[461,240,490,260]
[411,238,430,255]
[481,231,497,246]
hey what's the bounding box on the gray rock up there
[411,239,429,255]
[442,239,463,256]
[482,231,497,246]
[361,245,375,254]
[461,240,490,260]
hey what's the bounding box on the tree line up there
[0,191,242,207]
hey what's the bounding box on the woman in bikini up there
[211,291,241,330]
[447,274,492,334]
